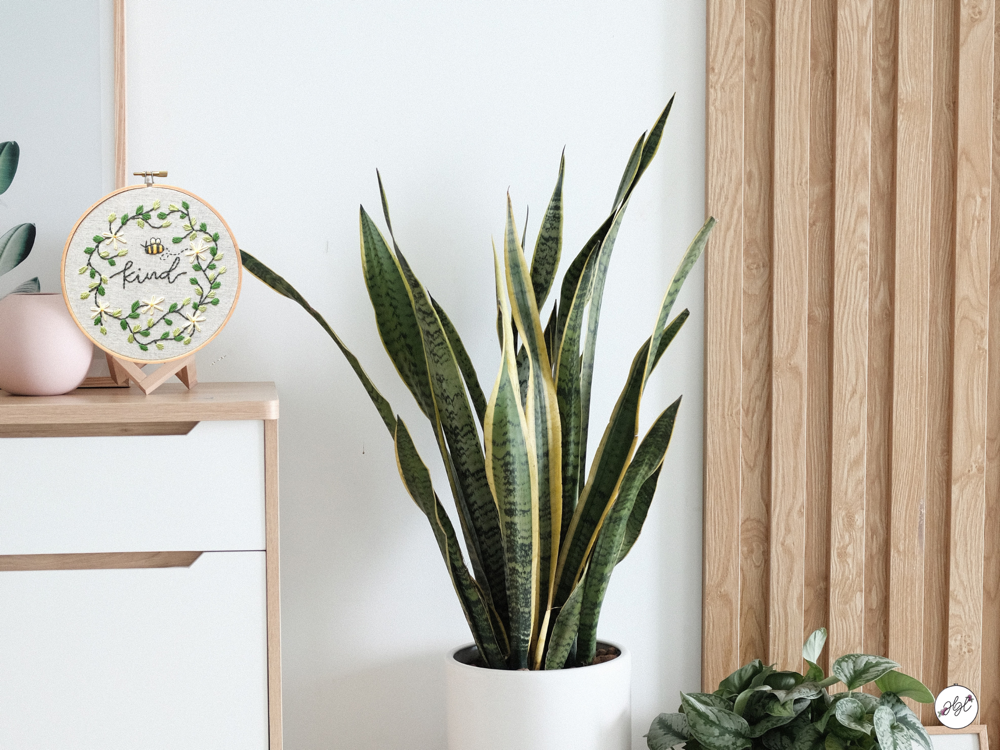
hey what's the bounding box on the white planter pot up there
[445,641,631,750]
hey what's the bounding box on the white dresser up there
[0,382,282,749]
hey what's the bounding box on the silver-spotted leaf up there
[878,694,932,750]
[681,692,751,750]
[835,696,873,734]
[647,713,691,750]
[873,706,911,750]
[833,654,900,691]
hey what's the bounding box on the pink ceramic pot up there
[0,293,93,396]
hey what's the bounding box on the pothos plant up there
[241,98,715,670]
[647,628,934,750]
[0,141,39,295]
[75,198,228,352]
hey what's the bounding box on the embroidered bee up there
[142,237,166,255]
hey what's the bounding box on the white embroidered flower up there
[101,231,127,252]
[90,301,110,316]
[183,310,206,334]
[184,238,211,264]
[141,295,165,314]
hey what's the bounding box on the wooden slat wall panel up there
[703,0,746,691]
[704,0,1000,734]
[769,0,810,671]
[740,0,775,667]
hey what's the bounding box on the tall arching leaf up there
[0,223,35,277]
[529,151,564,308]
[543,573,585,670]
[0,141,19,195]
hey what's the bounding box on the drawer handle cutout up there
[0,551,203,572]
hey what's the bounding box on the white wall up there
[23,1,708,747]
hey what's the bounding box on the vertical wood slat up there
[113,0,126,189]
[804,0,837,670]
[922,0,959,723]
[703,0,746,692]
[983,0,1000,742]
[887,0,934,684]
[829,0,873,660]
[947,0,994,700]
[740,0,775,667]
[864,0,898,669]
[769,0,811,671]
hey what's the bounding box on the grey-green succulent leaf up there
[647,713,691,750]
[874,671,934,703]
[879,694,932,750]
[873,706,911,750]
[543,572,585,670]
[0,223,35,277]
[0,141,19,195]
[832,654,900,691]
[681,692,752,750]
[529,151,564,309]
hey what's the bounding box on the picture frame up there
[926,725,990,750]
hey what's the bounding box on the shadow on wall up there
[298,651,447,748]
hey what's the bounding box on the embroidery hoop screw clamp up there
[134,170,168,187]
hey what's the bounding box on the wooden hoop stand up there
[106,352,198,395]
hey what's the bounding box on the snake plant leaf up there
[516,345,530,406]
[634,96,675,188]
[529,151,564,308]
[878,695,931,750]
[873,671,934,703]
[432,296,488,427]
[616,465,661,564]
[394,417,507,668]
[644,217,715,384]
[681,692,752,750]
[7,277,40,295]
[577,399,680,664]
[832,654,899,691]
[504,197,564,660]
[543,572,585,670]
[647,713,691,750]
[485,247,539,669]
[612,133,645,213]
[0,223,36,277]
[387,228,510,631]
[240,249,397,434]
[0,141,19,195]
[359,207,435,419]
[554,212,610,348]
[873,706,911,750]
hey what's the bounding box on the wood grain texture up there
[113,0,126,189]
[0,382,278,425]
[704,0,746,691]
[0,551,202,572]
[740,0,774,667]
[864,0,897,671]
[805,0,836,669]
[887,0,933,684]
[0,421,197,438]
[922,0,959,723]
[265,419,282,750]
[948,0,994,699]
[769,0,810,671]
[829,0,872,660]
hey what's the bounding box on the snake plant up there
[648,628,933,750]
[0,141,39,294]
[242,99,715,669]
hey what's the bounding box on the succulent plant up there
[242,100,714,669]
[0,141,39,294]
[647,628,933,750]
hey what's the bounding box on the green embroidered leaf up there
[92,235,104,244]
[647,713,690,750]
[544,573,584,670]
[832,654,899,691]
[189,278,199,285]
[212,232,220,242]
[168,302,177,312]
[211,298,220,305]
[873,706,910,750]
[139,344,148,351]
[834,697,873,735]
[160,332,169,340]
[200,222,207,232]
[529,151,564,308]
[135,205,144,214]
[0,223,35,277]
[120,320,128,331]
[173,237,183,244]
[874,671,934,703]
[108,259,116,266]
[681,692,751,750]
[127,333,133,343]
[157,212,168,220]
[211,282,221,289]
[0,141,19,195]
[97,286,105,296]
[85,247,95,255]
[164,318,173,326]
[181,200,189,210]
[192,264,202,272]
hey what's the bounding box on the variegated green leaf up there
[240,249,396,433]
[634,96,675,188]
[833,654,899,691]
[835,697,873,735]
[802,628,828,663]
[617,466,660,564]
[6,277,39,296]
[0,223,35,277]
[432,296,488,426]
[529,151,564,308]
[874,706,911,750]
[874,671,934,703]
[647,713,691,750]
[544,572,585,670]
[747,712,797,739]
[879,694,932,750]
[681,692,752,750]
[504,197,563,662]
[577,399,680,664]
[394,418,507,668]
[0,141,19,195]
[717,661,766,698]
[612,133,644,213]
[485,248,538,669]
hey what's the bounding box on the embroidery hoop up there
[60,180,242,394]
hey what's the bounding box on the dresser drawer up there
[0,420,265,554]
[0,551,269,749]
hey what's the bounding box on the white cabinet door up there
[0,552,269,749]
[0,421,265,554]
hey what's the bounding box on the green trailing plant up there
[647,628,934,750]
[241,99,715,670]
[0,141,38,294]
